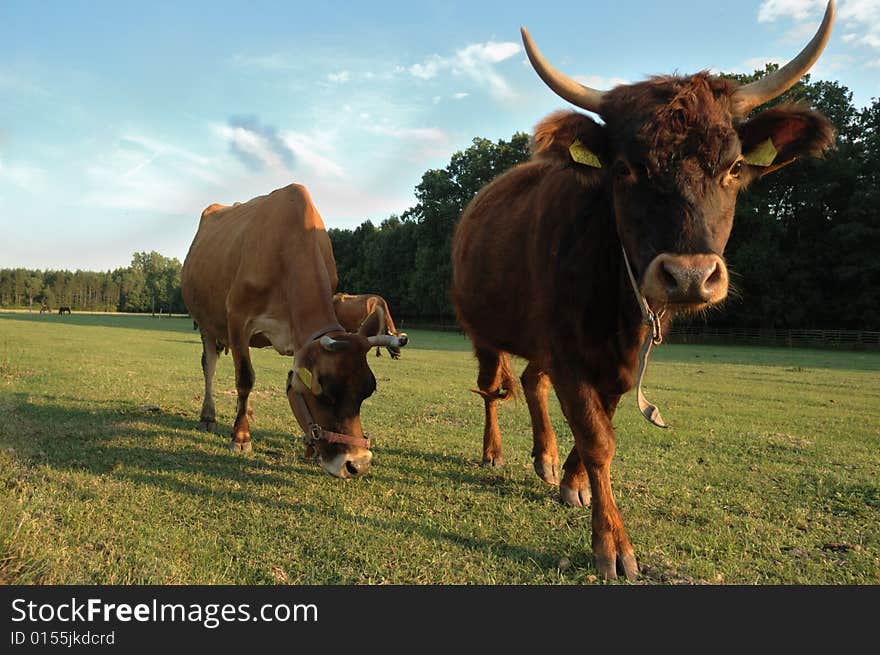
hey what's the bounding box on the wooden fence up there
[396,317,880,350]
[665,327,880,350]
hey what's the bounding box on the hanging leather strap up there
[620,244,669,429]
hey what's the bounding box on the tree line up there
[2,69,877,329]
[0,252,184,314]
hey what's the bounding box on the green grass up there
[1,311,878,584]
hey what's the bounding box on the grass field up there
[1,310,878,585]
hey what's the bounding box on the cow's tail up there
[470,352,519,402]
[498,353,520,402]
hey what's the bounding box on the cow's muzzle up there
[642,253,728,307]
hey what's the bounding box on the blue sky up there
[2,0,878,271]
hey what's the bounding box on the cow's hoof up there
[198,421,216,433]
[594,553,639,581]
[533,458,560,485]
[230,440,252,453]
[560,483,591,507]
[481,456,504,467]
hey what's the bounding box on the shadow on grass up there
[5,393,559,573]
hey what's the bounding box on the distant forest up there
[2,69,878,330]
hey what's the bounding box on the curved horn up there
[320,335,352,352]
[520,26,605,114]
[732,0,835,116]
[368,335,407,349]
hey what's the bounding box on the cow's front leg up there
[552,371,637,581]
[228,322,255,453]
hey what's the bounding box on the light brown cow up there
[181,183,406,479]
[333,293,408,359]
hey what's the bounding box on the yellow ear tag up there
[296,367,312,389]
[569,139,602,168]
[743,138,778,167]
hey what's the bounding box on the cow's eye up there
[729,159,744,177]
[614,161,632,179]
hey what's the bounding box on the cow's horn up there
[521,27,604,114]
[368,335,407,349]
[320,335,351,352]
[732,0,835,116]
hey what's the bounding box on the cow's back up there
[182,184,337,345]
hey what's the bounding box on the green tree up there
[403,133,531,317]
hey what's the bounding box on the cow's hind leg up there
[228,321,255,453]
[521,362,559,485]
[198,332,220,432]
[473,347,514,466]
[560,447,591,507]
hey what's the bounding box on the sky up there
[1,0,878,271]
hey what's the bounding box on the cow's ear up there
[291,366,323,396]
[358,306,386,339]
[737,104,835,176]
[533,110,608,169]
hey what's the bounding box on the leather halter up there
[285,322,372,450]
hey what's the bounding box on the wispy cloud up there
[573,74,630,91]
[220,116,296,173]
[0,157,47,192]
[227,53,298,70]
[363,124,449,143]
[758,0,880,56]
[282,131,347,179]
[327,70,351,83]
[408,40,522,100]
[758,0,826,22]
[79,134,223,214]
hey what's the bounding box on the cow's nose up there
[343,451,373,478]
[644,253,728,305]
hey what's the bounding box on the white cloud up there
[363,124,449,143]
[407,40,522,100]
[327,70,351,83]
[758,0,880,55]
[573,74,630,90]
[282,131,347,179]
[79,134,224,214]
[758,0,826,22]
[452,92,469,99]
[0,157,47,192]
[227,53,297,70]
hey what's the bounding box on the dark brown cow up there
[451,3,836,579]
[333,293,408,358]
[181,183,406,479]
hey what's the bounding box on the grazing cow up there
[181,184,407,479]
[58,307,71,315]
[451,4,836,579]
[333,293,408,359]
